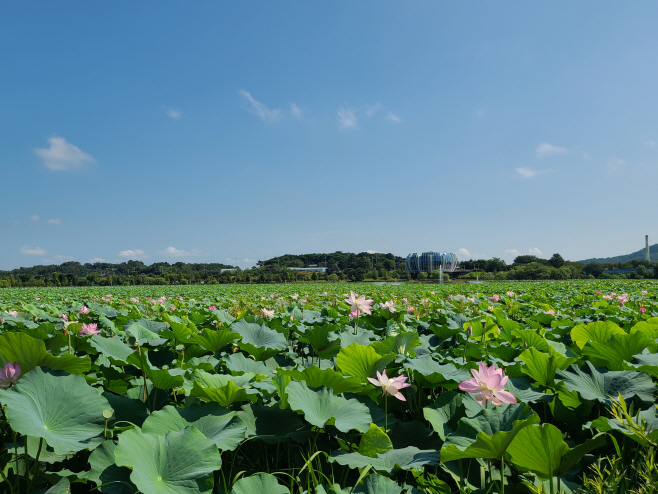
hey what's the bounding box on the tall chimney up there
[647,235,651,262]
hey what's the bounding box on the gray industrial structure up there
[405,252,459,274]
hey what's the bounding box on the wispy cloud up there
[158,246,202,257]
[365,103,382,118]
[536,143,567,158]
[290,103,302,118]
[35,136,95,171]
[118,249,148,259]
[506,249,520,256]
[607,158,625,172]
[515,167,549,179]
[338,108,357,130]
[47,218,61,225]
[365,249,379,254]
[167,108,182,119]
[528,247,542,256]
[238,90,282,122]
[30,215,40,221]
[384,112,403,123]
[54,254,74,261]
[458,248,471,258]
[89,257,106,263]
[21,246,47,255]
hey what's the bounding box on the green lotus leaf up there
[590,407,658,448]
[91,335,135,365]
[570,320,625,350]
[211,309,236,325]
[279,366,364,395]
[115,427,220,494]
[630,353,658,379]
[0,332,92,375]
[188,329,239,353]
[582,331,653,370]
[404,357,471,389]
[508,423,606,479]
[353,474,403,494]
[86,440,135,494]
[142,403,246,451]
[237,403,311,444]
[423,391,467,441]
[224,353,274,376]
[125,323,160,345]
[370,331,421,357]
[519,347,575,387]
[556,362,656,405]
[0,367,110,454]
[231,320,287,361]
[328,447,440,474]
[505,377,553,403]
[190,380,258,407]
[440,403,539,462]
[358,423,393,457]
[336,343,395,383]
[45,478,71,494]
[102,392,149,428]
[229,473,288,494]
[629,321,658,339]
[41,352,92,375]
[511,329,550,352]
[286,381,371,432]
[147,368,184,390]
[388,420,442,450]
[299,324,341,358]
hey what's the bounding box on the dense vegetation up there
[0,280,657,493]
[2,252,657,288]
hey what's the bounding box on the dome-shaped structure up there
[405,252,458,274]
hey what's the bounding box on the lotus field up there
[1,281,658,494]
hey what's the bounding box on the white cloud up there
[21,246,47,255]
[515,167,542,179]
[118,249,148,259]
[238,90,282,122]
[506,249,520,256]
[47,218,61,225]
[338,108,357,130]
[365,249,379,254]
[30,215,40,221]
[159,246,202,257]
[528,247,542,256]
[458,248,471,258]
[35,136,95,171]
[167,109,182,119]
[607,158,625,172]
[89,257,106,263]
[536,143,567,158]
[290,103,302,118]
[54,254,74,261]
[365,103,381,118]
[384,112,403,123]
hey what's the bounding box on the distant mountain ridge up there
[578,244,657,264]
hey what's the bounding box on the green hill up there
[579,244,657,264]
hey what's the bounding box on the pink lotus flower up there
[459,363,517,406]
[544,310,555,315]
[344,291,373,315]
[596,291,601,295]
[79,323,101,336]
[401,298,408,303]
[381,300,396,313]
[489,294,500,302]
[348,310,358,319]
[507,291,515,297]
[59,313,68,321]
[6,311,18,317]
[262,308,275,318]
[407,306,415,314]
[0,362,21,389]
[208,306,217,310]
[367,370,410,401]
[79,306,89,314]
[640,308,647,314]
[642,291,648,296]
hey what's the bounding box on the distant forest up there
[0,251,656,287]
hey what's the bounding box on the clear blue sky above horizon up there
[2,2,657,270]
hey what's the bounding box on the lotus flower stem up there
[0,470,13,494]
[384,395,388,432]
[25,438,43,494]
[500,455,505,494]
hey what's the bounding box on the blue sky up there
[2,2,658,270]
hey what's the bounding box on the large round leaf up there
[229,473,288,494]
[556,362,656,405]
[114,427,220,494]
[353,475,403,494]
[0,367,111,454]
[231,320,287,361]
[142,404,246,451]
[328,446,440,474]
[286,381,371,433]
[86,441,135,494]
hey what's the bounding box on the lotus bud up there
[466,325,472,338]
